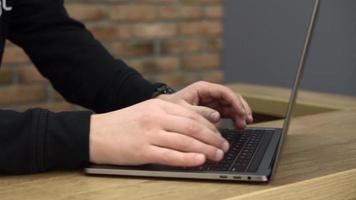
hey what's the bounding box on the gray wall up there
[223,0,356,96]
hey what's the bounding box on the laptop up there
[85,0,320,182]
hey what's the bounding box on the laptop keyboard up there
[131,129,275,173]
[180,129,274,173]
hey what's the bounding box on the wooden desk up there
[1,85,356,200]
[228,83,356,117]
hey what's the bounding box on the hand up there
[156,81,253,129]
[89,99,230,167]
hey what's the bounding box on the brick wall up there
[0,0,224,112]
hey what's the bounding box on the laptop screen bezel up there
[270,0,321,179]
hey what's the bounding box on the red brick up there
[52,90,65,101]
[18,66,48,83]
[0,68,13,84]
[201,70,224,83]
[145,0,180,3]
[180,21,223,36]
[66,4,106,21]
[181,0,223,4]
[132,23,177,39]
[89,25,117,40]
[2,47,29,64]
[182,53,221,70]
[127,57,179,73]
[159,5,203,19]
[110,5,157,21]
[1,0,225,110]
[157,72,199,88]
[161,38,205,54]
[205,5,224,18]
[90,25,133,40]
[115,25,133,39]
[0,85,47,106]
[206,38,224,51]
[112,41,155,58]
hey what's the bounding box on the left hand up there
[156,81,253,129]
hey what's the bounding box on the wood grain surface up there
[2,84,355,199]
[228,83,356,116]
[1,110,356,200]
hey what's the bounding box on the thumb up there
[189,105,221,123]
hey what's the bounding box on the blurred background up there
[224,0,356,96]
[0,0,224,112]
[0,0,354,113]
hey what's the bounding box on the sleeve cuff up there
[115,74,159,107]
[42,110,92,171]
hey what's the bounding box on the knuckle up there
[217,137,226,147]
[177,99,187,105]
[138,113,158,126]
[171,152,190,165]
[197,106,210,115]
[186,121,200,134]
[147,98,164,107]
[206,146,219,157]
[206,133,223,147]
[226,87,238,98]
[188,112,200,122]
[195,80,209,87]
[180,155,193,165]
[176,138,193,150]
[159,151,175,165]
[138,147,151,162]
[219,85,233,94]
[144,148,157,163]
[177,141,191,151]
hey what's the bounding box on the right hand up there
[89,99,230,167]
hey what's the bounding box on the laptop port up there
[233,176,241,180]
[219,175,228,179]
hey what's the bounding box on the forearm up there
[6,0,157,113]
[0,109,91,174]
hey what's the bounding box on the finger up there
[220,107,247,129]
[160,101,220,135]
[239,96,254,123]
[151,131,224,162]
[206,100,247,129]
[161,114,229,152]
[196,82,248,118]
[207,85,249,126]
[148,146,206,167]
[194,102,246,129]
[189,105,221,123]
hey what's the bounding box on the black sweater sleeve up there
[0,109,91,174]
[0,0,159,174]
[7,0,158,112]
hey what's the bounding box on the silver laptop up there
[85,0,320,182]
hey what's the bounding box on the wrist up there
[151,83,175,98]
[154,94,171,101]
[89,114,102,164]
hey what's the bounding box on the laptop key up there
[175,129,272,173]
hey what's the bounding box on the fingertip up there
[247,115,254,124]
[215,149,224,161]
[194,154,206,165]
[222,141,230,153]
[234,118,247,129]
[209,111,221,123]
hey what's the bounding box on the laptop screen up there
[223,0,318,128]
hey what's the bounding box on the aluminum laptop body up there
[85,0,320,182]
